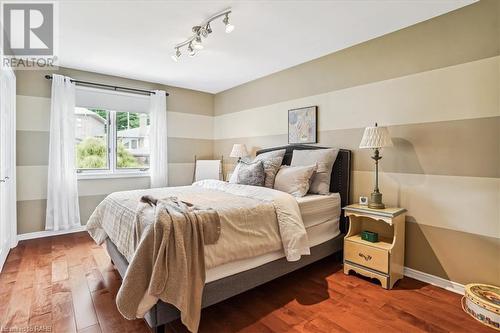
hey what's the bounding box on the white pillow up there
[273,165,317,197]
[291,149,339,194]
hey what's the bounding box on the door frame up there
[0,65,17,272]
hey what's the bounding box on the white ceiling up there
[58,0,476,94]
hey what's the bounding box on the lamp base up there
[368,192,385,209]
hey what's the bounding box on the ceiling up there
[58,0,477,94]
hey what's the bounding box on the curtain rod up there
[44,75,169,96]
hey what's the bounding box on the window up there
[75,108,150,176]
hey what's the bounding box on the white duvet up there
[86,179,310,269]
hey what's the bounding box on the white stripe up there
[16,95,51,132]
[16,95,214,140]
[167,112,213,140]
[351,170,500,239]
[214,56,499,139]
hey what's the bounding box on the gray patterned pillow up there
[253,149,286,188]
[229,161,265,186]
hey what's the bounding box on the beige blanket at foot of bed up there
[116,197,220,333]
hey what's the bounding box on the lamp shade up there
[230,144,249,158]
[359,125,393,149]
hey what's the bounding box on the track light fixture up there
[171,8,233,61]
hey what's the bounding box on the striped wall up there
[213,0,500,285]
[15,68,214,234]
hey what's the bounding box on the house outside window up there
[75,108,150,176]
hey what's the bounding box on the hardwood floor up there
[0,232,490,333]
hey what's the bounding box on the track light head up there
[223,14,234,33]
[188,43,196,57]
[193,35,204,50]
[200,23,211,38]
[171,48,181,62]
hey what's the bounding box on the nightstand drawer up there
[345,240,389,274]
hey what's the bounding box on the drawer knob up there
[359,253,372,261]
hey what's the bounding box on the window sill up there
[77,172,150,180]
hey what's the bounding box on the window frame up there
[76,109,150,179]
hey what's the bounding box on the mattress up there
[297,193,341,228]
[205,217,341,282]
[205,193,342,282]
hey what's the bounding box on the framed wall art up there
[288,106,317,144]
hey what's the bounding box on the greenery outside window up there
[75,107,150,176]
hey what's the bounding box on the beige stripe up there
[168,138,213,163]
[168,163,195,186]
[351,171,499,239]
[17,131,213,166]
[215,0,499,115]
[78,195,108,225]
[15,66,214,116]
[16,163,195,200]
[78,177,150,197]
[16,95,214,140]
[214,117,500,178]
[17,195,106,234]
[406,223,500,285]
[214,56,499,139]
[16,131,50,166]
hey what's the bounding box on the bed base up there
[105,233,344,332]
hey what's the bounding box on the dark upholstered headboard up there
[256,144,351,233]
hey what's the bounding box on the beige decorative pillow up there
[273,165,317,197]
[253,149,286,188]
[291,149,339,194]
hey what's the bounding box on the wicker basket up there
[462,283,500,330]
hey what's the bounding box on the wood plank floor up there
[0,232,491,333]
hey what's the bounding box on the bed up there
[94,144,351,332]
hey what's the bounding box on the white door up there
[0,65,16,272]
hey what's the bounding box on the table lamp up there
[230,144,249,162]
[359,123,393,209]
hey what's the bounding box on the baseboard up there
[404,267,464,295]
[17,225,86,241]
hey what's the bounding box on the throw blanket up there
[116,197,220,332]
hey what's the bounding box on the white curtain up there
[45,74,80,231]
[149,90,168,188]
[0,64,17,252]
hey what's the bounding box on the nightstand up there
[343,204,406,289]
